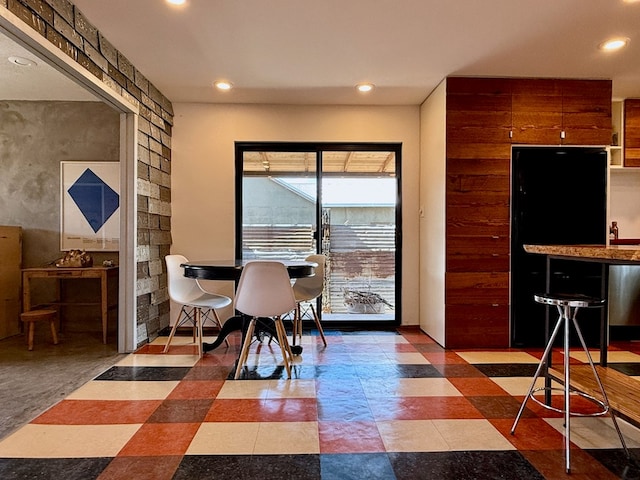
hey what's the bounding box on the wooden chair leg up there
[274,317,292,379]
[163,305,188,353]
[49,319,59,345]
[27,322,35,351]
[310,304,327,346]
[235,318,256,379]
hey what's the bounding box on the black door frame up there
[235,141,402,328]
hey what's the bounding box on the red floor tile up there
[448,377,511,396]
[166,380,225,399]
[367,396,483,421]
[32,400,162,425]
[319,421,385,453]
[117,423,200,456]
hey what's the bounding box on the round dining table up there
[180,259,317,356]
[181,259,317,282]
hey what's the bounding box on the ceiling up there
[0,31,97,101]
[2,1,640,105]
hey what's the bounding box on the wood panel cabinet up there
[511,78,611,145]
[446,79,512,347]
[0,226,22,340]
[442,76,612,348]
[624,99,640,167]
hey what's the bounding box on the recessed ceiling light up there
[599,37,629,51]
[166,0,186,5]
[356,83,374,93]
[8,56,36,67]
[214,81,233,91]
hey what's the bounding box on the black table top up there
[181,259,317,281]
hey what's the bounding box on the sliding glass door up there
[236,143,401,326]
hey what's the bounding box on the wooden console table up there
[22,266,118,344]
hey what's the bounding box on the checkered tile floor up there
[1,328,640,479]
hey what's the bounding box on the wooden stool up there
[20,309,59,351]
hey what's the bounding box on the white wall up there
[171,103,421,325]
[419,81,447,345]
[610,169,640,238]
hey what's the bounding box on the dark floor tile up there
[95,366,191,381]
[0,457,112,480]
[315,365,359,379]
[173,455,249,480]
[320,453,395,480]
[250,454,321,479]
[354,364,442,379]
[388,451,544,480]
[182,365,233,380]
[174,454,321,480]
[395,364,444,378]
[467,395,537,419]
[432,364,485,378]
[412,343,446,353]
[232,364,292,380]
[97,455,181,480]
[473,364,538,378]
[586,448,640,479]
[147,398,213,423]
[610,363,640,377]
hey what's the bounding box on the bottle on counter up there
[610,221,619,241]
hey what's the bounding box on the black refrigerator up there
[510,146,608,348]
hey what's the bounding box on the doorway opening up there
[236,142,401,328]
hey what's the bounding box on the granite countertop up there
[523,244,640,263]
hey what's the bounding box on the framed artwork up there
[60,161,120,251]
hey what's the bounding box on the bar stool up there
[20,309,59,351]
[511,293,628,473]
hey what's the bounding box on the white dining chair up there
[291,254,327,347]
[233,260,297,379]
[165,254,232,357]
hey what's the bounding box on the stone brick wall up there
[1,0,173,345]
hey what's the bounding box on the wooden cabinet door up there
[561,80,612,145]
[446,77,512,145]
[511,78,612,146]
[511,78,562,144]
[624,98,640,167]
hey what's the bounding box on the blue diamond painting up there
[67,168,120,233]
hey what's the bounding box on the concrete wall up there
[171,103,421,325]
[0,100,119,268]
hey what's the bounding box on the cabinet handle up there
[560,131,566,139]
[492,304,499,307]
[509,130,513,139]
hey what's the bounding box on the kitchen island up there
[524,244,640,264]
[524,244,640,365]
[524,244,640,426]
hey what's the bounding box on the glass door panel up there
[321,151,396,322]
[241,151,317,260]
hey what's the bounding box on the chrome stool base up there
[510,293,629,473]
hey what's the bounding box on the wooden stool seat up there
[20,309,59,351]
